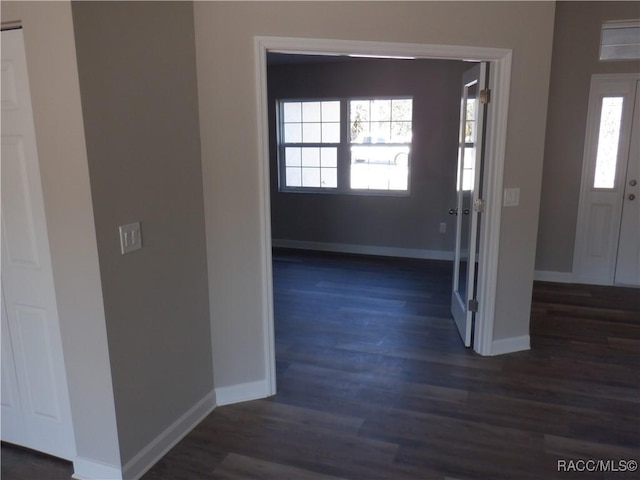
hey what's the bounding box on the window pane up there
[463,146,475,169]
[283,102,301,123]
[351,100,370,122]
[391,121,412,143]
[392,99,412,121]
[466,98,476,121]
[351,98,412,145]
[462,169,473,192]
[302,123,321,143]
[321,168,337,188]
[350,145,409,191]
[320,148,337,167]
[350,100,369,142]
[322,122,340,143]
[302,102,321,122]
[321,101,340,122]
[286,167,301,187]
[301,147,320,167]
[371,99,391,121]
[284,123,302,143]
[389,168,409,190]
[350,162,368,189]
[352,124,370,143]
[465,121,475,143]
[594,96,623,189]
[372,121,391,143]
[285,147,301,166]
[302,167,321,187]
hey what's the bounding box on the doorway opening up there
[255,37,513,395]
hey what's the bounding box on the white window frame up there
[277,99,341,191]
[276,96,414,195]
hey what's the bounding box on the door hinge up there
[480,89,491,104]
[468,299,479,312]
[473,198,485,213]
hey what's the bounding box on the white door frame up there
[573,73,640,285]
[254,36,513,395]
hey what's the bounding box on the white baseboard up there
[272,239,454,261]
[120,390,216,480]
[215,379,270,406]
[533,270,574,283]
[72,457,122,480]
[491,335,530,355]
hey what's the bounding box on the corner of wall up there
[215,380,271,407]
[491,335,530,356]
[533,270,575,283]
[120,391,216,480]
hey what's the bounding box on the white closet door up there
[1,28,76,461]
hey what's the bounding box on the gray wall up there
[72,1,213,464]
[194,1,555,388]
[268,58,468,253]
[536,1,640,273]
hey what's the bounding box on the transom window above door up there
[277,97,413,194]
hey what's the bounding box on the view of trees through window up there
[350,98,412,191]
[594,96,623,189]
[278,97,413,193]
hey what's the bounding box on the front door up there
[573,74,640,286]
[614,80,640,286]
[451,63,488,347]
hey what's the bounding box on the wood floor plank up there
[212,452,350,480]
[2,249,638,480]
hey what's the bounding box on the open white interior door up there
[451,63,488,347]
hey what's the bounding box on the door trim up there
[254,37,513,394]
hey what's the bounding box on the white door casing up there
[451,63,488,347]
[1,28,76,460]
[573,74,640,286]
[255,37,513,395]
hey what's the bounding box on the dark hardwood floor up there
[3,249,639,479]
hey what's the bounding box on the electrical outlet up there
[119,222,142,254]
[503,187,520,207]
[439,222,447,233]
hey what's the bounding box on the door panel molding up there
[1,135,42,269]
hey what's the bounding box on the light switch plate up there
[119,222,142,254]
[503,187,520,207]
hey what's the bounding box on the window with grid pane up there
[277,97,413,194]
[280,100,340,189]
[349,98,412,191]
